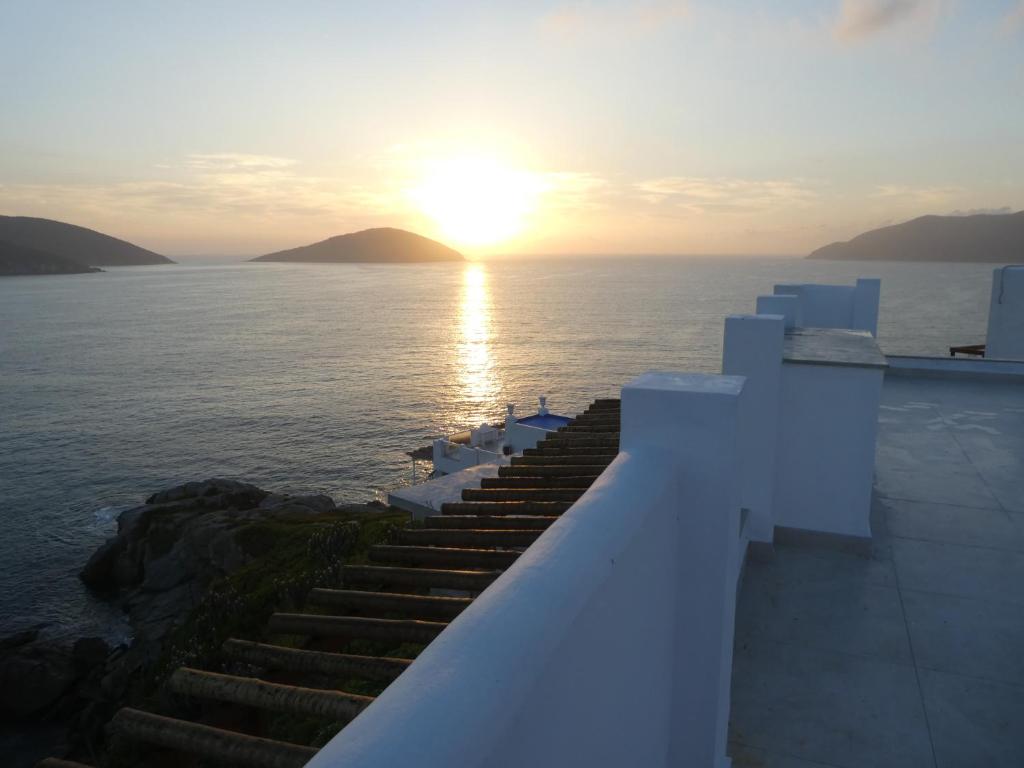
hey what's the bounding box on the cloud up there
[539,0,688,41]
[871,183,964,204]
[632,176,817,214]
[948,206,1015,216]
[184,153,297,171]
[0,152,406,252]
[999,1,1024,36]
[833,0,939,42]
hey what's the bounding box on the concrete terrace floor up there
[729,373,1024,768]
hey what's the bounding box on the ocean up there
[0,256,995,640]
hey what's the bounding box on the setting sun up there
[410,154,545,249]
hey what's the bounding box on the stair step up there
[461,487,584,501]
[109,707,316,768]
[539,436,619,447]
[342,564,500,592]
[588,398,621,409]
[308,588,471,620]
[370,544,521,569]
[511,455,614,466]
[498,465,608,478]
[523,446,619,457]
[169,667,372,722]
[222,639,410,683]
[556,424,620,433]
[440,501,572,516]
[396,528,542,548]
[569,415,621,425]
[424,515,557,530]
[479,476,595,489]
[269,613,446,644]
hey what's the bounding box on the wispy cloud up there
[0,153,393,222]
[833,0,941,42]
[539,0,688,41]
[948,206,1015,216]
[871,183,964,204]
[999,1,1024,36]
[633,176,817,214]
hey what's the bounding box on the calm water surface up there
[0,257,995,638]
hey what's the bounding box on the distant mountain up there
[0,216,173,266]
[251,228,464,264]
[0,239,102,276]
[809,211,1024,262]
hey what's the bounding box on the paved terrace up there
[730,373,1024,768]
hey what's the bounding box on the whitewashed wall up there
[986,266,1024,360]
[773,278,880,336]
[307,372,746,768]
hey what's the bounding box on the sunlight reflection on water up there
[456,264,501,427]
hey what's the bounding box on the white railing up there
[308,372,746,768]
[771,277,880,336]
[431,439,504,475]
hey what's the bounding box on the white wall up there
[307,372,745,768]
[773,362,883,538]
[722,315,785,543]
[986,266,1024,360]
[504,421,551,453]
[773,278,880,337]
[432,439,503,475]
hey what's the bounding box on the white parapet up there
[722,315,785,544]
[773,277,880,337]
[773,329,886,538]
[986,265,1024,360]
[306,372,745,768]
[755,294,800,329]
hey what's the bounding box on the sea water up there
[0,256,995,639]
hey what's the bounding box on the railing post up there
[621,372,745,768]
[756,294,800,329]
[853,277,881,336]
[722,314,785,544]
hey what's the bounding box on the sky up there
[1,0,1022,258]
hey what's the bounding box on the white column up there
[853,277,881,336]
[722,314,785,543]
[621,372,745,768]
[756,294,800,329]
[986,266,1024,359]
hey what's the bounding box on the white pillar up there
[853,277,881,336]
[986,266,1024,359]
[621,372,744,768]
[756,294,800,329]
[722,314,785,544]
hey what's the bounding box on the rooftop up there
[730,371,1024,768]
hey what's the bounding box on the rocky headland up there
[0,478,404,767]
[808,210,1024,262]
[251,227,464,263]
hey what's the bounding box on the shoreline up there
[0,477,408,768]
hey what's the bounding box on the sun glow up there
[411,154,545,249]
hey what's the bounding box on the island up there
[0,215,173,267]
[808,210,1024,262]
[0,239,103,276]
[251,227,464,264]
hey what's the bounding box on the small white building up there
[430,396,571,476]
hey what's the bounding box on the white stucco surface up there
[307,372,745,768]
[985,265,1024,360]
[722,314,785,543]
[387,463,505,519]
[731,371,1024,767]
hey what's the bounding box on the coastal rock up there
[0,634,111,719]
[79,478,342,659]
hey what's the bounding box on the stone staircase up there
[42,399,620,768]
